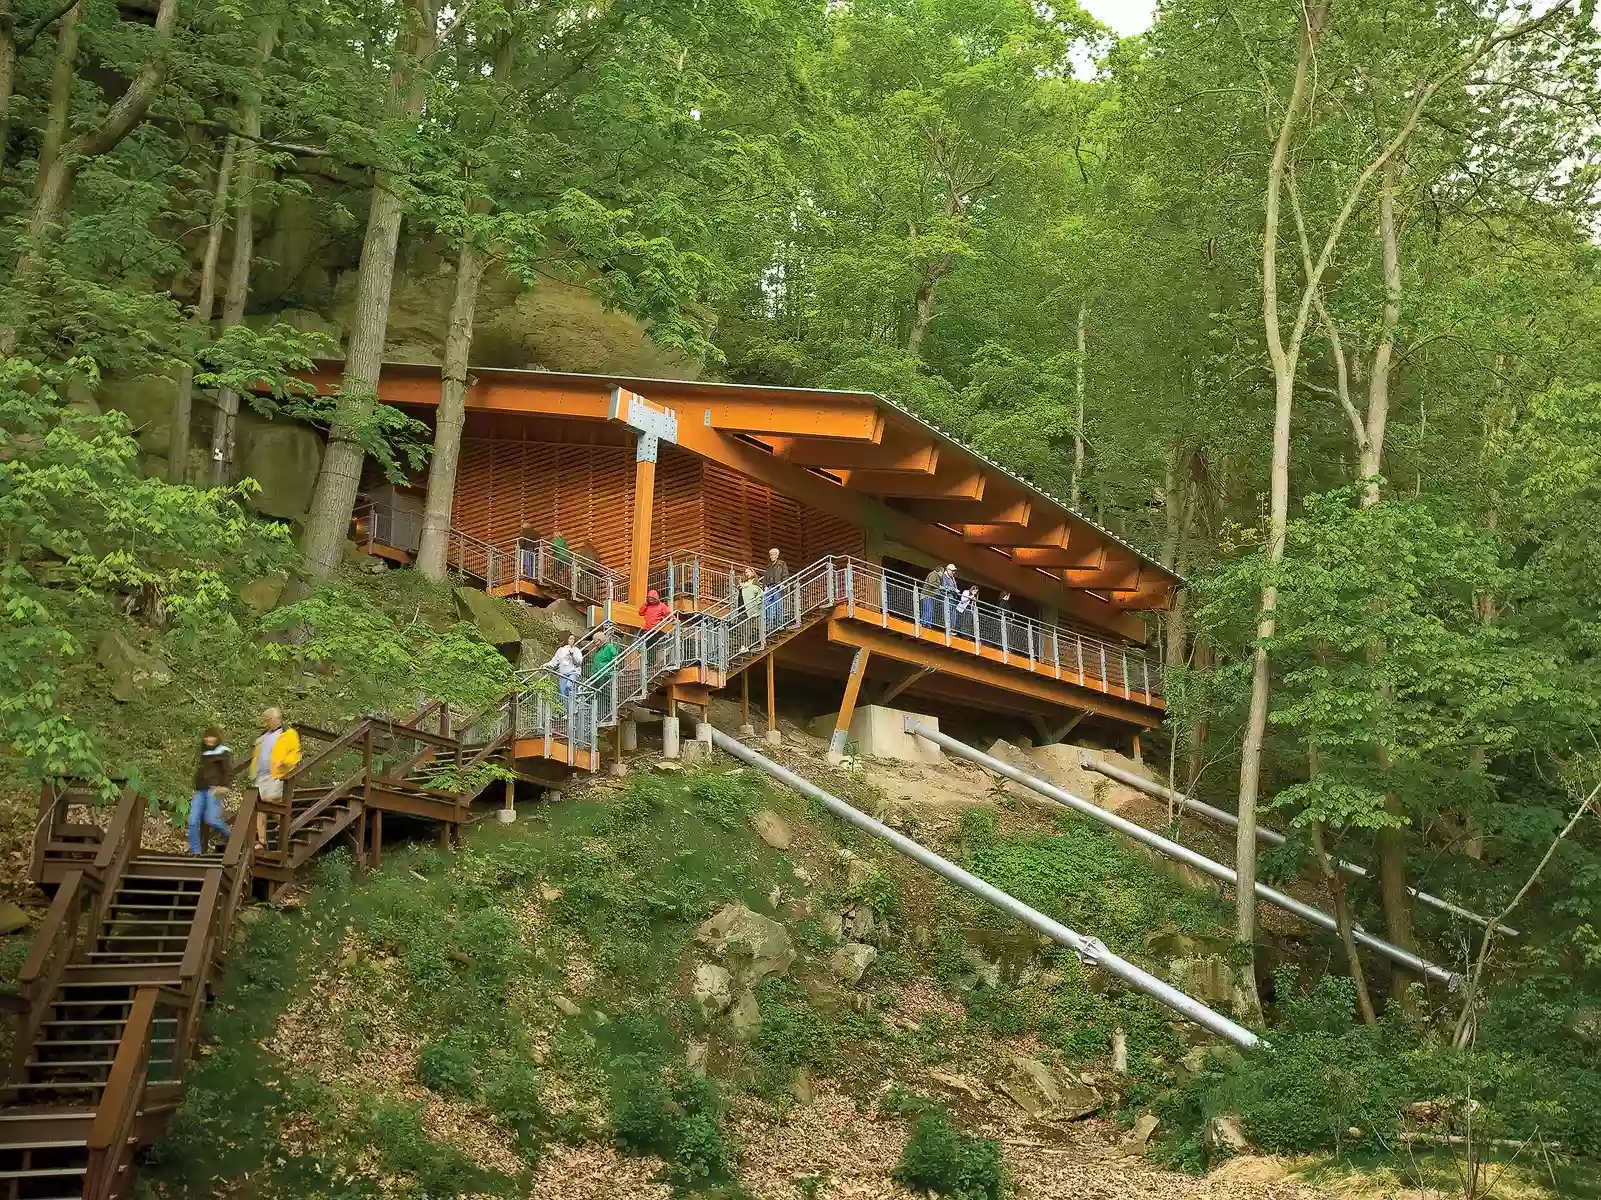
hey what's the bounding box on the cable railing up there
[351,501,626,610]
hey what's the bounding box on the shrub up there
[892,1108,1003,1200]
[485,1055,545,1152]
[417,1030,478,1098]
[690,770,760,829]
[611,1060,736,1189]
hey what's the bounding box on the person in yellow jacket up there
[250,707,301,848]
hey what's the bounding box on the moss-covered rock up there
[234,411,324,519]
[454,586,521,647]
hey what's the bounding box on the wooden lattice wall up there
[452,439,865,572]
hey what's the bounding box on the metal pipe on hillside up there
[707,728,1263,1052]
[907,720,1461,991]
[1082,755,1516,938]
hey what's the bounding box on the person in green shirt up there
[587,628,619,682]
[552,533,572,592]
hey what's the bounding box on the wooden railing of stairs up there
[1,697,520,1198]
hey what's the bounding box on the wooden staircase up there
[1,784,254,1200]
[1,695,518,1196]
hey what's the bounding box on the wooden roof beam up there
[1013,543,1107,569]
[1111,579,1179,611]
[899,495,1031,527]
[768,429,939,475]
[703,399,883,442]
[840,467,985,499]
[1062,548,1145,592]
[964,520,1071,548]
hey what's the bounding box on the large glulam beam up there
[1062,548,1144,591]
[1014,542,1107,569]
[768,428,939,475]
[964,520,1071,548]
[899,494,1031,527]
[840,467,986,499]
[706,399,883,442]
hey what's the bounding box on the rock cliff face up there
[101,220,701,512]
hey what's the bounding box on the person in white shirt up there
[546,634,584,707]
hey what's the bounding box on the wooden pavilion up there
[317,362,1180,752]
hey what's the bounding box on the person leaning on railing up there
[762,548,789,628]
[586,628,619,683]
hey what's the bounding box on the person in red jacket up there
[640,589,671,631]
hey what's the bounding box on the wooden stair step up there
[24,1060,114,1072]
[0,1166,88,1179]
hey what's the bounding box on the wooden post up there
[1132,733,1143,765]
[765,653,779,745]
[827,648,872,763]
[741,671,751,730]
[371,808,383,870]
[629,436,657,608]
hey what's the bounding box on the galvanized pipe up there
[907,720,1461,990]
[1081,755,1516,938]
[708,727,1262,1051]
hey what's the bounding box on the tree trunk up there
[906,258,948,356]
[210,23,278,485]
[0,3,17,177]
[169,136,237,484]
[416,236,486,579]
[35,0,81,190]
[1364,159,1414,998]
[1072,301,1087,507]
[1234,3,1325,1013]
[299,0,438,581]
[1310,817,1378,1025]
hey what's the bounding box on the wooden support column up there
[879,664,935,707]
[741,671,753,733]
[765,654,780,745]
[371,808,384,870]
[827,648,872,763]
[1132,733,1143,765]
[629,439,656,608]
[1032,710,1087,747]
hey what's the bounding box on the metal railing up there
[647,552,1163,701]
[351,501,625,610]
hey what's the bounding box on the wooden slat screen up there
[454,439,866,574]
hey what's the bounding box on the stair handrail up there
[179,869,224,986]
[216,789,257,953]
[85,986,158,1199]
[6,866,99,1081]
[88,787,144,930]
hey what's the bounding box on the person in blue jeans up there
[921,563,957,629]
[188,729,232,854]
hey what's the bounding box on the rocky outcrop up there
[96,631,173,703]
[234,408,325,519]
[694,904,795,982]
[829,942,877,985]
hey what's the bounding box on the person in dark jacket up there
[761,547,789,628]
[640,589,672,631]
[189,728,232,855]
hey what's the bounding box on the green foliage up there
[611,1059,736,1188]
[892,1107,1004,1200]
[750,976,833,1097]
[689,769,764,830]
[417,1029,479,1097]
[0,356,288,790]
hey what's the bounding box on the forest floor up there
[130,724,1589,1200]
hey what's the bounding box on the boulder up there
[1118,1114,1160,1155]
[691,962,733,1018]
[552,994,581,1018]
[830,942,878,985]
[843,904,876,942]
[791,1065,816,1105]
[997,1055,1102,1121]
[238,573,288,613]
[98,373,179,455]
[0,902,30,936]
[1569,1008,1601,1047]
[685,1040,708,1077]
[96,631,172,703]
[1147,928,1237,1007]
[695,904,795,981]
[454,587,522,648]
[728,987,761,1041]
[233,409,324,519]
[751,809,793,850]
[796,975,854,1016]
[541,599,589,636]
[1205,1114,1250,1153]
